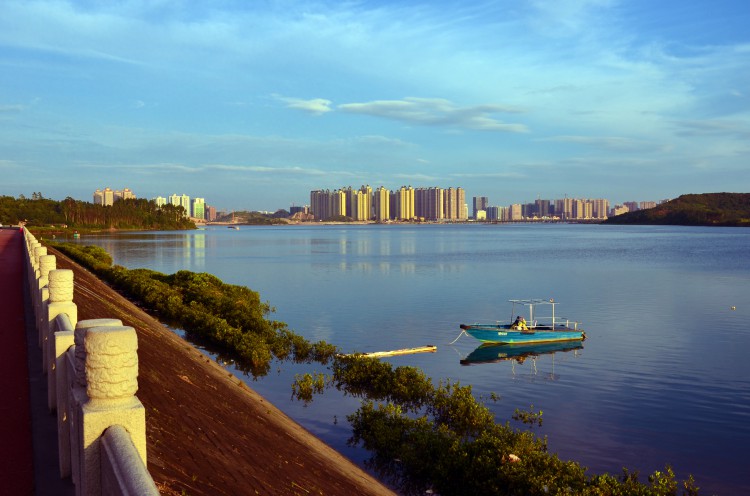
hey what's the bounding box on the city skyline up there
[85,183,655,221]
[1,1,749,210]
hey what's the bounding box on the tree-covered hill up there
[0,194,195,230]
[605,193,750,226]
[215,210,292,225]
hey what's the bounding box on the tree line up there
[0,194,195,230]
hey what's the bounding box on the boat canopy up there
[507,298,578,330]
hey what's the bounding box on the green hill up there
[605,193,750,226]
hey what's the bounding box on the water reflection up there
[460,341,584,366]
[67,224,750,494]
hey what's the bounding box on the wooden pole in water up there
[348,345,437,358]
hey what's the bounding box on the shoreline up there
[48,245,395,496]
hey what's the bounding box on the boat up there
[460,340,583,365]
[228,226,239,230]
[460,298,585,345]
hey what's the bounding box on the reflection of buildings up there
[185,232,206,269]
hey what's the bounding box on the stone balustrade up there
[23,229,158,496]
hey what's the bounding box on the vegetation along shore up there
[48,239,703,495]
[604,193,750,227]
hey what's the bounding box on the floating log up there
[356,345,437,358]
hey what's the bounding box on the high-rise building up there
[591,199,609,219]
[345,185,372,221]
[509,204,523,220]
[415,187,443,221]
[554,198,574,220]
[206,205,217,221]
[93,187,115,206]
[373,187,389,221]
[310,190,330,220]
[444,187,458,220]
[444,187,466,220]
[114,188,135,202]
[473,196,489,219]
[169,194,191,217]
[535,199,551,218]
[154,196,167,207]
[458,188,467,220]
[192,198,205,219]
[331,189,346,218]
[358,185,372,221]
[391,186,415,221]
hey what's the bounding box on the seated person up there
[511,316,528,330]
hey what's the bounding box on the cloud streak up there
[541,135,671,152]
[277,96,333,115]
[339,97,528,133]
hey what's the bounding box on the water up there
[76,224,750,495]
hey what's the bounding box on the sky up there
[1,0,749,212]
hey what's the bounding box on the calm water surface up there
[77,224,750,495]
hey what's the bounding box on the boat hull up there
[460,324,584,344]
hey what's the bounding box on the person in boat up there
[512,316,528,330]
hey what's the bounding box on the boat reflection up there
[460,341,583,366]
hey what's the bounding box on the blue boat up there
[460,340,583,365]
[460,298,585,345]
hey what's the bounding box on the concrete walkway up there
[0,228,74,495]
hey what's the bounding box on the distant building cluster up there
[472,197,611,221]
[304,187,663,222]
[153,194,217,221]
[92,188,216,221]
[472,197,663,221]
[309,186,468,221]
[92,187,134,206]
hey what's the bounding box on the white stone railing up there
[23,229,158,496]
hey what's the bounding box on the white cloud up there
[339,97,528,133]
[277,96,333,115]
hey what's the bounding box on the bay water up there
[76,224,750,495]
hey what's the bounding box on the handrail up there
[100,426,159,496]
[21,229,157,495]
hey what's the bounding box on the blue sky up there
[1,0,749,211]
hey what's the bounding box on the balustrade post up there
[68,319,123,487]
[32,245,47,310]
[28,241,41,288]
[38,254,56,347]
[46,269,78,410]
[80,326,145,496]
